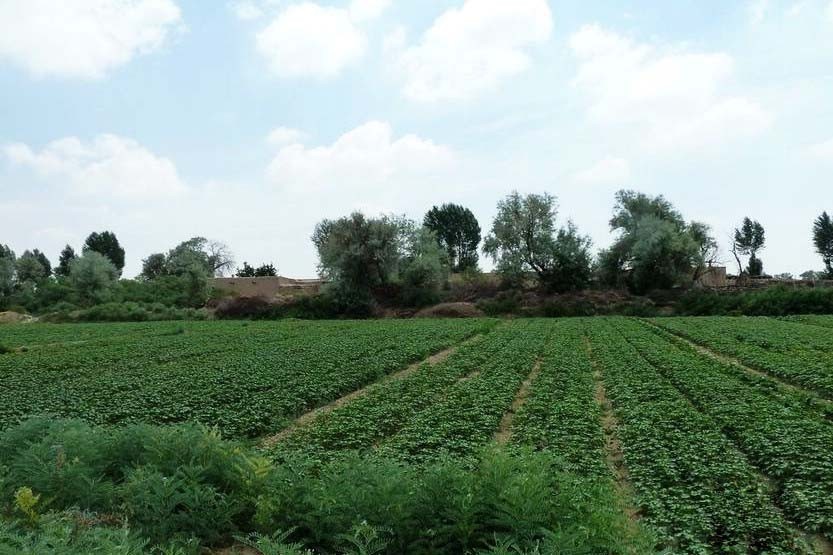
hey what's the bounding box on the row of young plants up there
[619,318,833,543]
[0,321,178,349]
[508,320,608,476]
[267,324,516,460]
[780,314,833,329]
[0,319,491,437]
[654,316,833,400]
[586,319,811,554]
[507,320,655,553]
[376,320,553,464]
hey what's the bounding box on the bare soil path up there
[493,359,541,444]
[584,337,643,524]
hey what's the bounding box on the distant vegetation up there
[2,190,831,320]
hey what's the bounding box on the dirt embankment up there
[0,311,36,324]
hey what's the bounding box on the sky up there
[1,0,833,279]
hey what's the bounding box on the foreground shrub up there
[0,512,158,554]
[0,418,647,554]
[0,419,261,549]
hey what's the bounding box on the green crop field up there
[1,316,833,554]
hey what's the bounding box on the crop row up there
[509,320,608,477]
[618,318,833,542]
[376,320,553,464]
[267,325,518,460]
[780,314,833,330]
[508,320,654,553]
[0,319,492,437]
[654,316,833,399]
[586,319,808,554]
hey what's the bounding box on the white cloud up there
[574,157,631,185]
[266,121,455,193]
[828,0,833,21]
[394,0,553,102]
[0,0,182,79]
[786,0,809,17]
[230,1,264,21]
[4,135,187,199]
[256,2,366,78]
[807,139,833,159]
[383,26,408,54]
[749,0,769,24]
[266,126,305,146]
[349,0,390,22]
[569,25,771,152]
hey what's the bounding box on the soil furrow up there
[583,337,642,524]
[260,334,483,447]
[643,319,833,412]
[493,358,541,444]
[617,324,833,555]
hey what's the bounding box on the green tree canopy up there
[254,263,278,277]
[800,270,825,281]
[69,251,119,305]
[140,253,168,280]
[483,192,592,292]
[0,245,16,302]
[732,217,766,277]
[165,237,234,278]
[688,221,720,281]
[235,262,257,277]
[83,231,125,275]
[313,213,409,293]
[236,262,278,277]
[313,213,447,309]
[15,251,48,284]
[32,249,52,278]
[399,228,449,306]
[813,211,833,278]
[139,238,234,280]
[598,190,710,293]
[55,245,77,278]
[423,203,481,272]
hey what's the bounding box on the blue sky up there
[2,0,832,278]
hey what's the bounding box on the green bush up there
[540,299,596,317]
[42,302,208,323]
[0,419,643,554]
[476,291,523,316]
[0,419,260,549]
[676,285,833,316]
[611,299,659,317]
[214,293,361,321]
[0,512,165,554]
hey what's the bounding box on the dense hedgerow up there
[677,285,833,316]
[0,418,644,555]
[41,301,209,323]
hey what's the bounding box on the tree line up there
[310,190,833,312]
[2,189,832,315]
[0,234,239,314]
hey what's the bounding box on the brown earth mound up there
[415,302,485,318]
[0,311,35,324]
